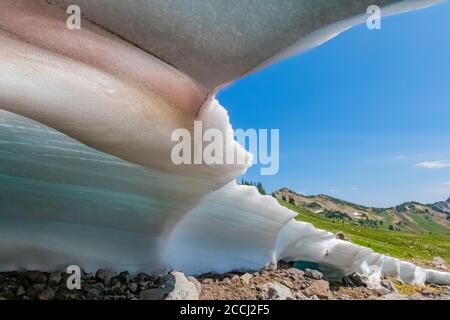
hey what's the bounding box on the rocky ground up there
[0,261,449,300]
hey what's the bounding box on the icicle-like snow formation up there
[0,0,449,285]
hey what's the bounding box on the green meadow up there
[279,200,450,264]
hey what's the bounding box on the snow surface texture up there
[0,0,449,285]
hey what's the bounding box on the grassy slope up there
[279,200,450,263]
[408,213,450,235]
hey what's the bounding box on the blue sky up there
[218,1,450,207]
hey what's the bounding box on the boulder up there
[48,272,62,286]
[128,282,138,293]
[336,231,351,242]
[432,257,449,271]
[262,282,293,300]
[86,288,101,300]
[304,280,330,299]
[187,276,202,295]
[26,283,46,299]
[140,287,170,300]
[343,269,382,290]
[285,268,304,278]
[343,273,367,287]
[281,279,294,289]
[27,271,47,284]
[304,268,323,280]
[201,278,213,285]
[16,286,26,296]
[135,272,150,285]
[240,273,252,285]
[38,288,55,300]
[95,269,110,284]
[116,271,131,284]
[165,271,199,300]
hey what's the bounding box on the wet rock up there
[304,268,323,280]
[95,269,110,284]
[48,272,62,287]
[304,280,330,299]
[343,271,382,290]
[137,281,150,290]
[343,273,367,287]
[27,271,47,284]
[116,271,131,284]
[16,286,26,296]
[128,282,138,293]
[379,279,397,295]
[86,288,101,300]
[135,272,150,285]
[109,278,122,291]
[38,288,55,300]
[26,284,46,299]
[118,285,128,295]
[85,282,105,294]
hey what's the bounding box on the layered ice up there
[0,0,449,285]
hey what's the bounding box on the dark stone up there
[38,288,55,300]
[336,231,351,242]
[85,282,105,294]
[140,288,168,300]
[128,282,138,293]
[16,286,26,296]
[109,278,122,291]
[304,268,323,280]
[118,285,128,295]
[27,271,47,284]
[116,271,131,284]
[95,269,110,284]
[135,272,149,284]
[26,284,46,299]
[48,272,62,286]
[86,288,101,300]
[342,273,367,287]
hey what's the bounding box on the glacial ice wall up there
[0,0,449,285]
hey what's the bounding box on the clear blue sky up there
[218,1,450,208]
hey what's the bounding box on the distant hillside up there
[432,196,450,214]
[273,188,450,235]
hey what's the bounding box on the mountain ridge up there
[273,188,450,234]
